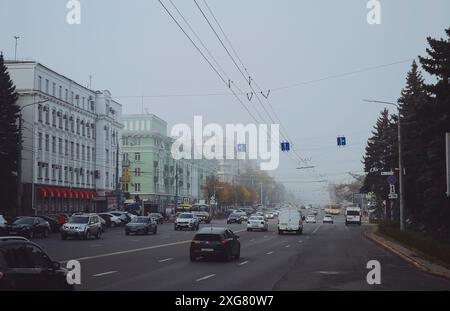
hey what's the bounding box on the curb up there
[364,231,450,281]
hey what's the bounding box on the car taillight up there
[191,240,199,245]
[220,239,228,245]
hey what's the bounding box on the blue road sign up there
[387,175,397,185]
[337,136,347,146]
[237,144,246,152]
[281,142,290,151]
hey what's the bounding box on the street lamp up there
[364,99,405,232]
[17,98,49,216]
[14,36,20,61]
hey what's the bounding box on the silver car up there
[61,214,103,240]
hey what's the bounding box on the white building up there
[6,61,123,214]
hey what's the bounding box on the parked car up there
[247,215,268,232]
[175,213,199,231]
[190,227,240,262]
[98,213,122,227]
[305,215,316,223]
[98,213,113,228]
[227,214,242,224]
[0,236,73,291]
[109,211,129,224]
[36,215,60,233]
[0,215,7,235]
[149,213,164,224]
[233,210,248,221]
[323,215,334,224]
[60,214,102,240]
[7,217,51,239]
[125,216,157,235]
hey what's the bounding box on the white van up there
[278,209,304,234]
[345,207,361,226]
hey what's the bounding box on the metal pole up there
[14,36,19,61]
[260,182,263,205]
[175,161,178,212]
[398,115,405,231]
[17,116,22,217]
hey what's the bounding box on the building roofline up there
[122,114,167,124]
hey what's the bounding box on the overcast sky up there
[1,0,449,204]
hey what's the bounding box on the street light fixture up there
[364,99,405,232]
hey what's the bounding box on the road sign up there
[237,144,246,152]
[388,193,398,199]
[387,175,397,185]
[337,136,346,146]
[177,198,182,204]
[281,142,290,151]
[381,171,394,176]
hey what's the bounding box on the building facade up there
[121,114,217,212]
[6,61,123,215]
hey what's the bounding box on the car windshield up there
[179,213,193,219]
[347,211,360,215]
[194,234,222,241]
[229,214,239,218]
[69,216,89,224]
[250,216,263,221]
[131,217,149,223]
[13,217,34,225]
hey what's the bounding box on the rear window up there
[347,210,360,216]
[194,234,222,241]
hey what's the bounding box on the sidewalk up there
[365,226,450,281]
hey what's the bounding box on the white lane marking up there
[250,238,255,242]
[263,236,268,238]
[196,274,216,282]
[266,251,274,255]
[239,260,249,266]
[315,271,343,275]
[285,245,291,248]
[131,239,140,242]
[158,257,174,263]
[345,226,350,232]
[92,271,117,277]
[62,239,192,263]
[312,225,321,235]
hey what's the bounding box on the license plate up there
[201,248,214,252]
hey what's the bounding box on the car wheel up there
[96,230,102,239]
[43,228,49,238]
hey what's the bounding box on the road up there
[31,212,450,291]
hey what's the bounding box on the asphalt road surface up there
[31,213,450,291]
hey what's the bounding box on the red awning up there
[91,191,97,198]
[78,191,85,199]
[60,189,68,199]
[37,188,48,198]
[46,188,55,198]
[54,189,61,198]
[72,190,79,199]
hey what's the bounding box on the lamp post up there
[17,98,49,217]
[364,99,405,231]
[14,36,20,61]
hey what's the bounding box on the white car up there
[323,215,334,224]
[247,216,268,232]
[175,213,199,231]
[305,215,316,223]
[233,210,248,221]
[278,209,303,234]
[109,211,129,223]
[0,214,7,235]
[99,213,123,227]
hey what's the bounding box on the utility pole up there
[14,36,20,61]
[260,182,263,205]
[175,161,179,212]
[115,141,120,209]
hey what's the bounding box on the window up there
[87,147,90,161]
[71,92,74,104]
[135,168,141,177]
[82,97,85,110]
[51,165,56,181]
[38,76,42,91]
[1,244,52,269]
[58,138,63,155]
[135,152,141,161]
[52,82,56,96]
[38,163,42,179]
[52,136,56,153]
[65,140,68,156]
[134,183,141,192]
[59,86,62,99]
[76,119,80,134]
[70,118,74,133]
[38,132,42,150]
[70,168,74,184]
[105,149,109,163]
[64,167,68,182]
[75,169,79,184]
[76,95,79,107]
[70,142,74,159]
[45,79,49,93]
[81,121,85,136]
[38,105,43,122]
[76,143,80,159]
[122,183,129,192]
[123,137,128,145]
[58,166,62,181]
[64,115,68,130]
[105,172,109,188]
[45,135,49,151]
[45,107,49,124]
[45,164,49,180]
[52,110,56,127]
[92,147,95,160]
[65,89,68,101]
[87,123,90,138]
[123,153,129,161]
[105,127,109,141]
[82,145,85,160]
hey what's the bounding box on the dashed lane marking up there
[92,271,118,277]
[196,274,216,282]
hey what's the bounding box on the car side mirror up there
[52,261,61,270]
[235,235,239,239]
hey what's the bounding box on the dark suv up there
[7,217,51,239]
[0,237,73,291]
[190,227,241,262]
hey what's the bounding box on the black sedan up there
[190,227,240,262]
[227,214,242,224]
[36,215,60,233]
[149,213,164,224]
[6,217,51,239]
[0,236,73,291]
[125,217,157,235]
[98,213,113,228]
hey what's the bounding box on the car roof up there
[196,227,228,234]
